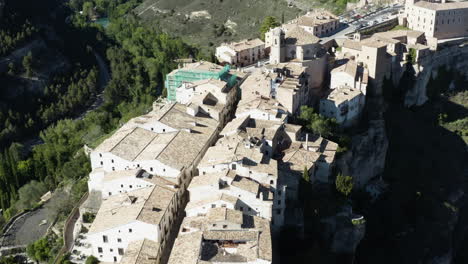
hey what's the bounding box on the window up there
[129,185,132,189]
[110,249,113,252]
[100,161,103,166]
[108,192,112,196]
[223,225,228,229]
[150,167,153,172]
[248,208,251,211]
[121,184,123,188]
[211,204,216,208]
[231,164,236,170]
[163,129,166,132]
[111,159,114,163]
[277,200,281,205]
[112,167,115,171]
[277,209,281,215]
[117,238,122,243]
[99,153,102,157]
[240,206,244,211]
[129,228,132,233]
[98,247,103,253]
[103,236,108,243]
[114,257,117,262]
[270,180,274,185]
[118,248,124,255]
[278,190,282,196]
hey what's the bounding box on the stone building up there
[264,24,329,95]
[286,11,340,37]
[216,38,266,67]
[340,30,430,91]
[240,64,311,115]
[400,0,468,40]
[167,208,272,264]
[174,78,238,126]
[330,60,369,95]
[320,86,365,127]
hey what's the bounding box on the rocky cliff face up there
[405,45,468,107]
[0,0,4,20]
[355,104,468,264]
[337,120,389,189]
[320,205,366,259]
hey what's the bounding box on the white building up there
[88,168,180,199]
[168,208,272,264]
[187,170,278,224]
[174,78,238,125]
[330,60,369,95]
[320,86,365,127]
[236,97,288,122]
[195,117,287,226]
[86,185,178,263]
[216,38,266,67]
[88,102,219,189]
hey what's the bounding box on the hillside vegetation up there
[135,0,302,53]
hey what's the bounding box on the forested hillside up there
[0,1,199,256]
[134,0,302,53]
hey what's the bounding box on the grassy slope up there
[135,0,302,53]
[442,90,468,144]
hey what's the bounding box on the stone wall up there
[405,44,468,107]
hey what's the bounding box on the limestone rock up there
[337,120,389,189]
[320,205,366,254]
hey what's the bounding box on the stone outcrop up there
[405,44,468,107]
[320,205,366,255]
[337,120,389,189]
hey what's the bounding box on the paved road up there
[1,191,68,247]
[320,5,403,43]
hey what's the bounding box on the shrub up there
[336,174,353,196]
[83,212,96,223]
[85,255,100,264]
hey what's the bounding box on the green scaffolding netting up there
[165,65,237,101]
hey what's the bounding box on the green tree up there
[15,180,47,211]
[336,174,353,196]
[22,51,33,77]
[298,106,337,138]
[7,63,16,75]
[26,237,52,262]
[82,2,94,19]
[85,255,100,264]
[302,166,310,183]
[407,48,417,65]
[259,16,280,40]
